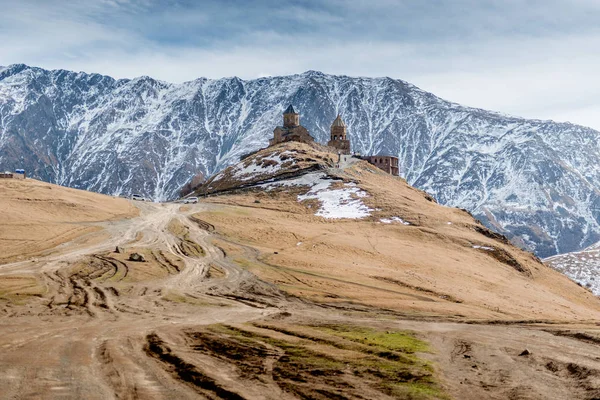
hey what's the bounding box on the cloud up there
[1,0,600,129]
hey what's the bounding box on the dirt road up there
[1,201,600,399]
[0,201,283,399]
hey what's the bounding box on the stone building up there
[267,105,400,177]
[362,156,399,176]
[269,105,315,146]
[327,114,351,154]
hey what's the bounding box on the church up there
[269,105,399,176]
[269,105,314,146]
[327,115,351,155]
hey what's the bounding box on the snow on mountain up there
[2,64,600,257]
[545,243,600,295]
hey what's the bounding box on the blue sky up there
[2,0,600,129]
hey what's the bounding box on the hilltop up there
[0,178,137,264]
[196,142,600,321]
[3,64,600,257]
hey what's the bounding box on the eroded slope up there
[1,147,600,399]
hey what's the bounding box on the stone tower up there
[327,114,351,154]
[283,104,300,128]
[269,105,314,147]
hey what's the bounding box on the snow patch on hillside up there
[230,151,294,181]
[262,172,373,219]
[380,217,411,225]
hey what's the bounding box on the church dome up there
[332,114,346,128]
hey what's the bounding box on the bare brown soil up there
[2,157,600,399]
[199,169,600,323]
[0,178,138,264]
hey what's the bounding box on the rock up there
[519,349,531,356]
[128,252,145,262]
[272,311,292,320]
[254,199,261,204]
[115,246,124,254]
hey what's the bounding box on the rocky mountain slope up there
[546,242,600,295]
[2,64,600,257]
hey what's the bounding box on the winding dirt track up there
[2,201,600,399]
[0,202,282,399]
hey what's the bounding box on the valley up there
[2,145,600,399]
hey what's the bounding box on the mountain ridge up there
[2,63,600,258]
[0,63,564,122]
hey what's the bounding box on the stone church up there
[269,105,399,176]
[327,115,351,155]
[269,105,315,146]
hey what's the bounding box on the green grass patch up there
[316,324,430,354]
[162,290,225,307]
[201,324,447,399]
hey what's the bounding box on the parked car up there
[131,194,145,201]
[183,197,198,204]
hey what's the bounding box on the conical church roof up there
[284,104,297,114]
[332,114,346,128]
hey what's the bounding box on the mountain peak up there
[302,70,325,77]
[0,63,31,79]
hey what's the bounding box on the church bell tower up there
[283,104,300,128]
[327,114,351,154]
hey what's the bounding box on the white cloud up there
[1,0,600,129]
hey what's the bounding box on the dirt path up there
[0,201,281,399]
[1,201,600,399]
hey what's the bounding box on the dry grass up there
[0,275,45,305]
[195,150,600,322]
[0,179,137,264]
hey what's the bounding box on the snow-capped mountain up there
[2,64,600,258]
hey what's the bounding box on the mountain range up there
[2,63,600,258]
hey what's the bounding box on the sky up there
[2,0,600,129]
